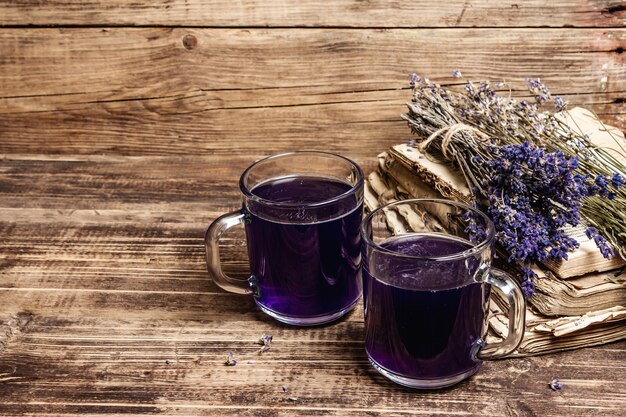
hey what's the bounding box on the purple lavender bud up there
[521,279,535,298]
[549,378,563,391]
[553,95,567,111]
[452,69,462,78]
[225,352,237,366]
[408,73,421,88]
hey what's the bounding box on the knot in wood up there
[182,34,197,50]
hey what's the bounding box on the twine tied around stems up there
[419,123,490,159]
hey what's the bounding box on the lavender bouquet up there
[402,72,625,296]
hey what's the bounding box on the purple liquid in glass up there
[245,176,362,321]
[364,234,488,381]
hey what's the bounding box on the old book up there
[531,270,626,316]
[488,301,626,357]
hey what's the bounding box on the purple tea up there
[363,233,488,383]
[245,175,363,323]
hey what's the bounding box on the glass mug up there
[205,151,364,325]
[361,199,525,389]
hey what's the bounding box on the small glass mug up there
[361,199,525,389]
[205,151,364,326]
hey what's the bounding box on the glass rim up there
[239,151,364,208]
[361,198,496,262]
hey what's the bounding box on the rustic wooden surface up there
[1,1,625,416]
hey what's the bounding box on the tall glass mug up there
[205,152,364,326]
[361,199,525,389]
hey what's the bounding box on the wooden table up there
[1,1,625,416]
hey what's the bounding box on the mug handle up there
[204,209,253,295]
[477,268,526,360]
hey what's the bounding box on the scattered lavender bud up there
[282,386,289,392]
[165,359,171,366]
[225,351,237,366]
[258,334,273,345]
[452,69,462,78]
[257,334,273,354]
[549,377,563,391]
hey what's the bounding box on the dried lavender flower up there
[258,334,273,354]
[225,351,237,366]
[553,95,567,112]
[526,77,551,104]
[225,335,274,366]
[452,69,462,78]
[402,74,625,294]
[549,377,563,391]
[586,227,615,259]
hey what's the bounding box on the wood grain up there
[1,154,626,416]
[0,294,624,417]
[1,0,625,27]
[1,0,626,415]
[0,28,624,156]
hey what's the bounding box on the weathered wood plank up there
[0,154,379,209]
[0,28,624,155]
[1,0,625,28]
[0,222,237,293]
[0,312,624,416]
[1,28,623,96]
[1,153,624,417]
[0,155,363,294]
